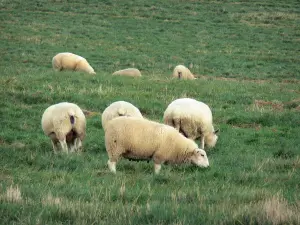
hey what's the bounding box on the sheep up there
[172,65,195,80]
[163,98,218,150]
[104,117,209,174]
[112,68,141,77]
[101,101,143,130]
[41,102,86,153]
[52,52,96,74]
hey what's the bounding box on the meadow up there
[1,0,300,224]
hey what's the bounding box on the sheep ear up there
[194,148,200,153]
[214,129,220,134]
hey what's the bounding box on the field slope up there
[1,0,299,224]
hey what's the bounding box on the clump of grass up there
[273,149,295,159]
[3,185,23,203]
[263,195,299,225]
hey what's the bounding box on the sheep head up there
[205,130,219,148]
[190,148,209,168]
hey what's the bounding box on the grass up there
[1,0,300,224]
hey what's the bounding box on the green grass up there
[1,0,300,224]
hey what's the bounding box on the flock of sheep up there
[42,52,217,174]
[52,52,196,79]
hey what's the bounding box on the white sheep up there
[101,101,143,130]
[105,117,209,174]
[112,68,141,77]
[172,65,195,80]
[41,102,86,153]
[52,52,96,74]
[163,98,218,150]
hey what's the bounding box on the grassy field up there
[1,0,300,224]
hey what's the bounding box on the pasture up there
[1,0,299,224]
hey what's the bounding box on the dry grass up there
[263,194,300,225]
[247,99,300,112]
[224,192,300,225]
[1,185,23,203]
[42,192,61,206]
[254,100,284,111]
[82,109,101,117]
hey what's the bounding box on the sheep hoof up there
[107,160,116,174]
[154,164,161,174]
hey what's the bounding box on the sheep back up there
[101,101,143,130]
[52,52,95,74]
[163,98,214,138]
[112,68,141,77]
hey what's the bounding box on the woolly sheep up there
[112,68,141,77]
[105,117,209,174]
[172,65,195,80]
[163,98,218,150]
[41,102,86,153]
[101,101,143,130]
[52,52,96,74]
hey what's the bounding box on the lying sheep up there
[41,102,86,153]
[163,98,218,150]
[172,65,195,80]
[105,117,209,174]
[101,101,143,130]
[52,52,96,74]
[112,68,141,77]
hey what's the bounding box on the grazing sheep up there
[105,117,209,174]
[41,102,86,153]
[163,98,218,150]
[172,65,195,80]
[52,52,96,74]
[112,68,141,77]
[101,101,143,130]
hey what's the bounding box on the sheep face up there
[191,149,209,167]
[205,131,218,148]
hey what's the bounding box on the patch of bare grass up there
[234,11,300,27]
[82,109,100,117]
[197,75,300,86]
[248,99,300,112]
[254,100,284,111]
[232,123,261,130]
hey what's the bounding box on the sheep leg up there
[153,155,163,174]
[69,143,76,153]
[59,139,69,153]
[107,160,117,174]
[74,138,83,152]
[154,164,162,174]
[200,136,205,149]
[51,140,59,154]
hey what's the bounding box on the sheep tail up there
[117,108,126,116]
[178,71,182,79]
[68,110,76,126]
[70,115,75,125]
